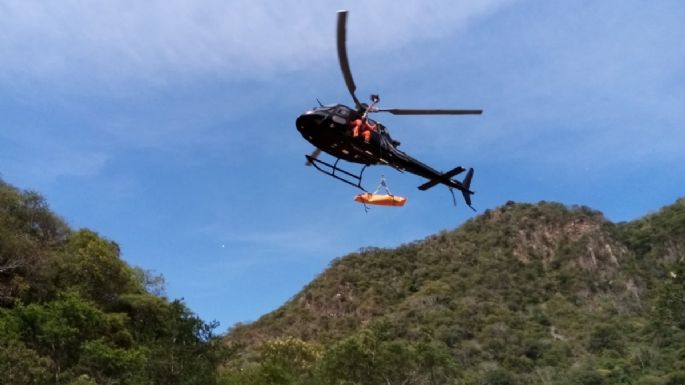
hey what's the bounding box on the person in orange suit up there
[351,118,376,143]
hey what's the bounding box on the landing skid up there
[305,155,368,191]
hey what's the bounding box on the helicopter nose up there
[296,112,326,133]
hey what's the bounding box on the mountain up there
[223,200,685,385]
[0,179,224,385]
[3,176,683,385]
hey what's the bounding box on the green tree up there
[588,323,625,353]
[75,338,147,384]
[0,341,51,385]
[666,371,685,385]
[482,368,519,385]
[314,326,452,385]
[654,261,685,330]
[15,294,109,377]
[1,180,224,384]
[144,300,222,385]
[258,337,322,384]
[53,230,142,304]
[566,367,605,385]
[0,181,68,305]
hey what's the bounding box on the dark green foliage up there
[566,367,605,385]
[617,198,685,283]
[588,323,625,353]
[0,341,52,385]
[315,326,418,385]
[481,368,519,385]
[0,179,223,384]
[225,200,685,384]
[0,181,69,305]
[666,371,685,385]
[220,337,322,385]
[53,229,143,305]
[652,260,685,330]
[221,323,458,385]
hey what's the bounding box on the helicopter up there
[296,10,482,209]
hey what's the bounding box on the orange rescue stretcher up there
[353,176,406,207]
[354,192,407,206]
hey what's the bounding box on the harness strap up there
[372,175,393,196]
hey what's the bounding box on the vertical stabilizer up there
[461,168,475,209]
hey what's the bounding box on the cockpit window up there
[335,107,351,117]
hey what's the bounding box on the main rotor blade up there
[305,148,322,166]
[337,10,362,110]
[376,108,483,115]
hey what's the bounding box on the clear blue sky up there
[2,0,684,332]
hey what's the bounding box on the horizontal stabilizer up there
[418,166,465,191]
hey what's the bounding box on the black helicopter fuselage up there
[296,104,459,185]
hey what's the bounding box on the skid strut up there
[305,155,368,191]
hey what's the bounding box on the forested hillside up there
[2,177,684,385]
[0,180,224,385]
[224,200,685,385]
